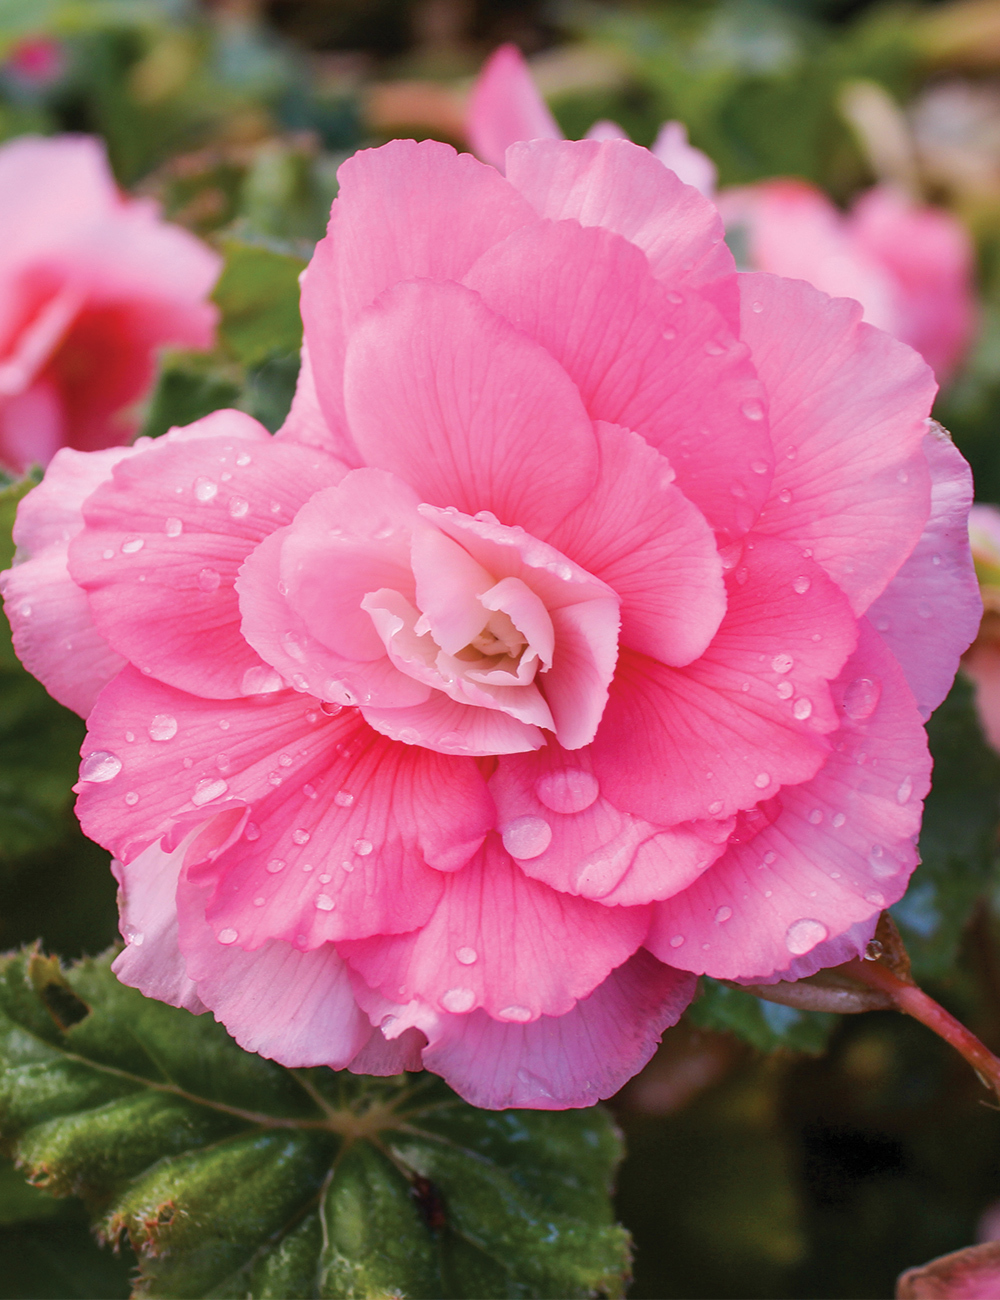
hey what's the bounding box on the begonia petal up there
[361,689,545,756]
[466,43,562,172]
[344,280,599,536]
[591,537,857,825]
[867,428,981,718]
[464,220,770,537]
[743,273,935,614]
[340,835,650,1020]
[69,427,345,699]
[646,621,930,980]
[300,139,536,455]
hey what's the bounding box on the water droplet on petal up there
[164,517,183,537]
[80,751,122,783]
[228,496,249,519]
[808,808,823,825]
[498,1006,532,1022]
[708,800,724,815]
[865,939,884,961]
[245,822,260,841]
[102,548,114,560]
[754,773,770,789]
[741,400,764,421]
[501,816,552,859]
[785,918,828,955]
[124,791,139,806]
[763,851,777,864]
[266,858,285,874]
[353,839,373,856]
[253,896,265,907]
[192,777,228,806]
[843,677,881,720]
[292,828,311,845]
[669,935,685,948]
[334,790,355,808]
[896,775,913,804]
[715,905,733,923]
[751,300,764,313]
[832,812,846,828]
[194,477,218,502]
[535,769,599,814]
[865,890,885,906]
[315,894,335,911]
[792,575,810,594]
[148,715,178,741]
[121,537,144,554]
[235,451,252,467]
[455,947,478,965]
[776,681,793,700]
[771,654,793,674]
[793,698,813,721]
[198,567,221,593]
[778,489,792,504]
[218,928,238,944]
[441,987,475,1013]
[750,459,768,475]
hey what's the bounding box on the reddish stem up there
[843,957,1000,1098]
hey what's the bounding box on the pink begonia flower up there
[897,1242,1000,1299]
[467,43,718,196]
[468,45,974,383]
[0,134,221,475]
[4,37,65,88]
[2,135,981,1110]
[718,180,975,383]
[961,504,1000,752]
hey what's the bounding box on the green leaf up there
[686,978,837,1054]
[212,238,306,368]
[139,352,243,441]
[894,675,1000,980]
[0,947,632,1299]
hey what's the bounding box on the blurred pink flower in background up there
[4,36,65,89]
[0,135,221,475]
[468,45,975,382]
[961,504,1000,751]
[897,1242,1000,1298]
[467,43,718,195]
[2,134,979,1108]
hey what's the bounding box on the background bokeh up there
[2,1,1000,1296]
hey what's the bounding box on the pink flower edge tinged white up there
[2,137,978,1109]
[0,134,221,474]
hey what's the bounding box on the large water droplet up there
[235,451,252,467]
[754,772,770,789]
[771,653,793,674]
[669,934,685,948]
[785,918,828,955]
[121,537,144,554]
[242,665,283,694]
[501,816,553,860]
[192,777,228,806]
[535,769,599,815]
[715,905,733,923]
[292,828,311,845]
[792,575,810,594]
[498,1006,532,1022]
[315,894,335,911]
[193,477,218,503]
[741,399,764,421]
[218,928,238,944]
[354,839,373,856]
[776,681,793,700]
[228,496,249,519]
[198,567,221,593]
[455,947,478,965]
[708,799,724,815]
[793,697,813,720]
[832,812,846,828]
[334,790,354,808]
[164,517,183,537]
[896,775,913,805]
[80,751,122,783]
[808,808,823,825]
[148,714,178,742]
[843,677,881,720]
[441,987,475,1013]
[124,791,139,806]
[266,858,286,873]
[245,822,261,841]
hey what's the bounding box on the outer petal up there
[178,872,373,1068]
[76,669,492,926]
[339,835,650,1020]
[650,122,717,198]
[591,537,858,825]
[361,690,545,757]
[490,743,732,906]
[356,949,696,1110]
[466,43,561,172]
[463,220,771,538]
[867,427,980,718]
[1,443,133,716]
[69,423,345,699]
[344,279,599,536]
[544,422,726,663]
[299,139,536,456]
[743,272,935,614]
[504,138,734,293]
[646,622,931,980]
